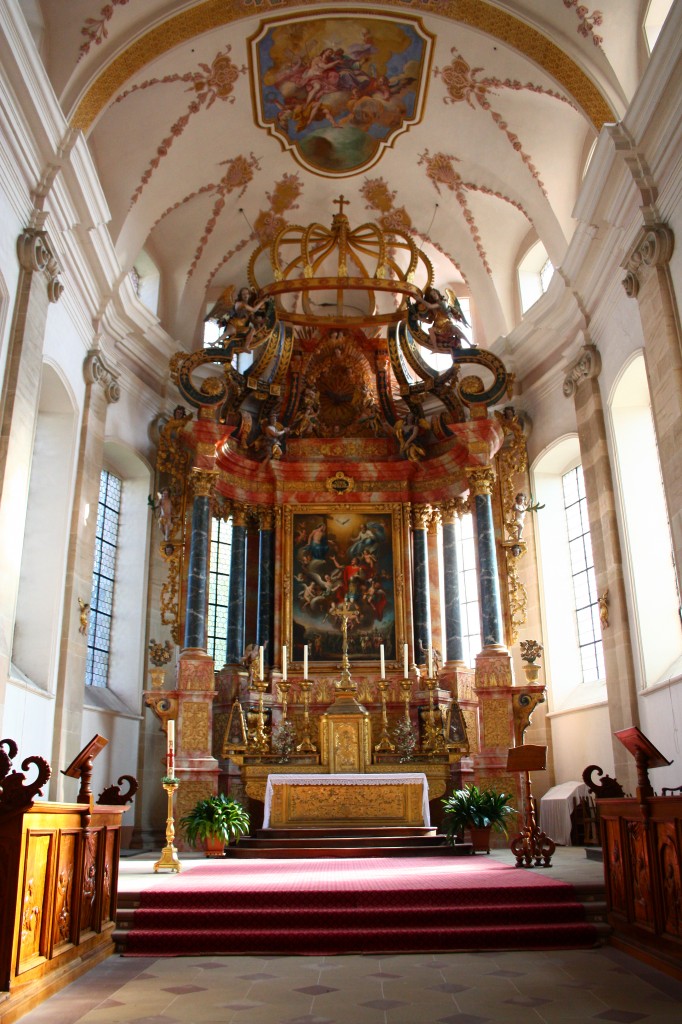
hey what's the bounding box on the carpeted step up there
[254,826,438,839]
[240,833,444,848]
[226,843,466,858]
[118,856,600,957]
[122,920,598,956]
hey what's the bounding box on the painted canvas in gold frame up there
[283,503,405,666]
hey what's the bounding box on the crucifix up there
[333,194,349,217]
[331,598,358,692]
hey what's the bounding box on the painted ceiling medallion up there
[249,11,433,177]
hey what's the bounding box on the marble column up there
[411,505,432,665]
[51,349,119,799]
[184,469,218,651]
[622,225,682,595]
[256,506,275,667]
[441,499,467,664]
[0,229,63,728]
[226,503,248,664]
[466,467,503,647]
[564,343,639,792]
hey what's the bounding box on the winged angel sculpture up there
[407,287,469,353]
[206,285,275,353]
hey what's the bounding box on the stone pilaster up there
[466,467,504,647]
[563,343,639,793]
[622,225,682,594]
[0,230,63,722]
[51,349,119,798]
[226,502,248,665]
[256,506,275,668]
[411,504,432,665]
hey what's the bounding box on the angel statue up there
[408,286,469,353]
[207,285,274,352]
[395,408,428,462]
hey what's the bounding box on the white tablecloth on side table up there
[539,780,589,845]
[263,772,431,828]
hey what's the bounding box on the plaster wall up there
[548,703,613,785]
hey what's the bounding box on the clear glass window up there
[208,516,233,667]
[86,470,122,686]
[455,512,482,667]
[562,465,604,683]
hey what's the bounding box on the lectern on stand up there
[61,734,108,805]
[507,744,556,868]
[615,726,672,801]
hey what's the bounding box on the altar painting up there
[250,13,433,176]
[289,509,397,663]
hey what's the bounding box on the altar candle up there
[259,645,264,681]
[403,643,409,678]
[282,645,287,681]
[428,645,434,679]
[166,719,175,775]
[303,644,308,680]
[380,644,385,680]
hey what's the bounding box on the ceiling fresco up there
[26,0,647,374]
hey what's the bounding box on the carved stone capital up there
[625,224,674,274]
[465,466,496,497]
[411,504,432,530]
[563,344,601,398]
[189,468,219,500]
[257,505,275,531]
[83,351,120,403]
[16,229,63,302]
[441,497,469,524]
[622,270,639,298]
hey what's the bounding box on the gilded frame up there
[283,503,405,667]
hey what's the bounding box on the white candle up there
[304,644,309,680]
[166,719,175,775]
[259,646,264,681]
[403,643,409,678]
[282,645,287,681]
[428,645,433,679]
[380,644,385,680]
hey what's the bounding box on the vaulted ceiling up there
[29,1,649,363]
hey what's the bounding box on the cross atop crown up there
[333,194,349,217]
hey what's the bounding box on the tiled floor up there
[17,850,682,1024]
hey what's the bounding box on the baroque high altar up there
[144,201,546,830]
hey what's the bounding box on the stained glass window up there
[86,470,121,687]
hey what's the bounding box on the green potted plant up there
[441,784,516,853]
[179,792,250,857]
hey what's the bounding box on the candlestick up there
[403,643,409,678]
[304,644,308,680]
[166,719,175,775]
[380,644,385,680]
[282,645,287,681]
[259,645,264,681]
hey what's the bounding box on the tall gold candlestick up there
[278,680,291,721]
[296,679,317,753]
[154,781,182,873]
[399,677,412,723]
[374,679,395,752]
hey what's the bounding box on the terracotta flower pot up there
[204,835,226,858]
[469,825,492,853]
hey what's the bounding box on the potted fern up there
[442,784,516,853]
[179,793,250,857]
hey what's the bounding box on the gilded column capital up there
[562,343,601,398]
[411,504,432,530]
[257,505,275,531]
[17,228,63,302]
[441,497,469,524]
[83,350,120,404]
[231,501,248,528]
[465,466,496,497]
[428,508,442,533]
[189,467,219,500]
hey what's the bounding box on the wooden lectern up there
[507,744,556,868]
[61,733,108,804]
[614,726,672,801]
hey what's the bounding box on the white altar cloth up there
[263,773,431,828]
[539,780,589,845]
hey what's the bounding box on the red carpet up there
[123,857,598,956]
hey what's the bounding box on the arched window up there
[130,249,160,316]
[533,438,605,709]
[86,470,121,687]
[644,0,675,52]
[208,515,233,667]
[610,353,682,686]
[518,240,554,314]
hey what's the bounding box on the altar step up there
[225,825,471,858]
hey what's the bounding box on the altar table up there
[263,773,431,829]
[539,780,589,845]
